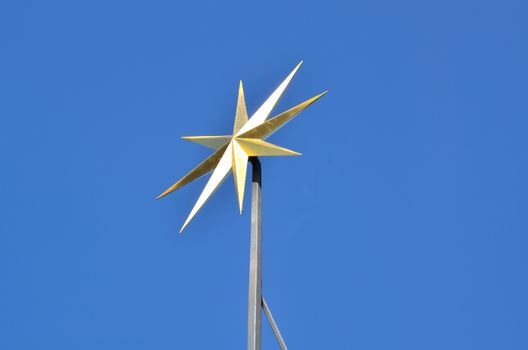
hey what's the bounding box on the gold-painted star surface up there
[157,61,327,232]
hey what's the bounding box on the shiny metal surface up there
[236,61,302,136]
[237,138,301,156]
[181,136,231,149]
[156,143,229,200]
[239,91,327,140]
[232,82,250,213]
[157,62,326,232]
[232,139,248,213]
[233,80,249,134]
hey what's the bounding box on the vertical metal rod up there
[262,296,288,350]
[248,157,262,350]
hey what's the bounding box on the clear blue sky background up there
[1,1,527,349]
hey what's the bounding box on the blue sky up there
[1,0,527,349]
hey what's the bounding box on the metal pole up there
[248,157,262,350]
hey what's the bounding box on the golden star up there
[157,61,327,232]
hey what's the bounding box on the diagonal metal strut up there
[262,296,288,350]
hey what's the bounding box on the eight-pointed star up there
[157,62,327,232]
